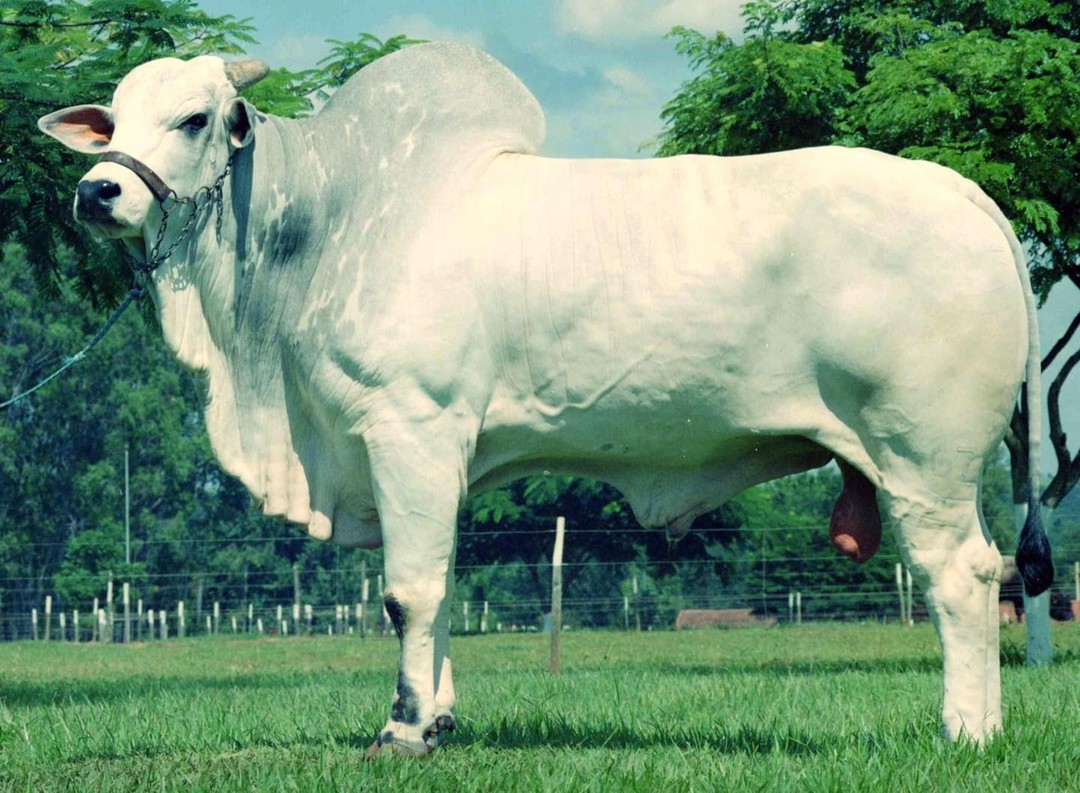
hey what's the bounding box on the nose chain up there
[138,148,239,276]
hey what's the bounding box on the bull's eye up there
[180,113,209,134]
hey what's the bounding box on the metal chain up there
[138,149,238,276]
[1,151,238,410]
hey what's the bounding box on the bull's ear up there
[223,98,256,149]
[38,104,114,154]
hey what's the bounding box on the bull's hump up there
[317,43,545,163]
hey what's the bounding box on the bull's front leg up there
[364,425,467,758]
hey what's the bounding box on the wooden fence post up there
[377,575,385,634]
[123,584,131,643]
[106,576,114,643]
[73,609,80,643]
[361,577,370,638]
[44,596,52,641]
[895,563,905,625]
[550,516,566,674]
[293,564,301,627]
[905,568,913,625]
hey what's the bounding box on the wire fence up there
[1,546,1077,643]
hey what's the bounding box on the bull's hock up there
[38,42,1049,753]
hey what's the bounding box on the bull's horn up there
[225,59,270,92]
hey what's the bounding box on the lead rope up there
[0,151,237,410]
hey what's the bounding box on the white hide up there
[41,44,1039,750]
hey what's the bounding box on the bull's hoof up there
[365,715,456,761]
[364,731,431,760]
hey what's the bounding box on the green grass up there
[1,624,1079,792]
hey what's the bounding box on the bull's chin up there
[82,218,139,241]
[80,219,149,263]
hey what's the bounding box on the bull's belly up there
[468,392,838,532]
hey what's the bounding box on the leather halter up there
[98,151,175,204]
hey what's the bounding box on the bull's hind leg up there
[881,484,1004,742]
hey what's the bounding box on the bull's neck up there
[151,113,325,369]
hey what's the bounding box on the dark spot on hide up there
[392,668,421,725]
[384,594,407,641]
[384,594,421,724]
[265,201,311,267]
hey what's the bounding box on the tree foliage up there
[656,3,854,156]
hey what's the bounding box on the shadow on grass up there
[641,656,943,678]
[5,646,1071,709]
[0,669,376,708]
[447,715,889,757]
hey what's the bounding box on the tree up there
[656,0,1080,662]
[656,2,854,157]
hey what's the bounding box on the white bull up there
[39,43,1051,753]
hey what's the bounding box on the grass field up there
[0,624,1078,792]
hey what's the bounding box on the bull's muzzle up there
[75,178,122,223]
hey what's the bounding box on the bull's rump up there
[453,146,1027,507]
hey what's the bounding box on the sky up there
[195,0,1076,477]
[196,0,745,158]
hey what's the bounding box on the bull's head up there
[38,56,268,245]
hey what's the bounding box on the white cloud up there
[378,14,486,49]
[541,63,663,158]
[602,65,652,97]
[556,0,744,42]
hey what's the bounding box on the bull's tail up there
[965,182,1053,596]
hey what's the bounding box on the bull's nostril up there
[99,181,121,200]
[76,179,122,220]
